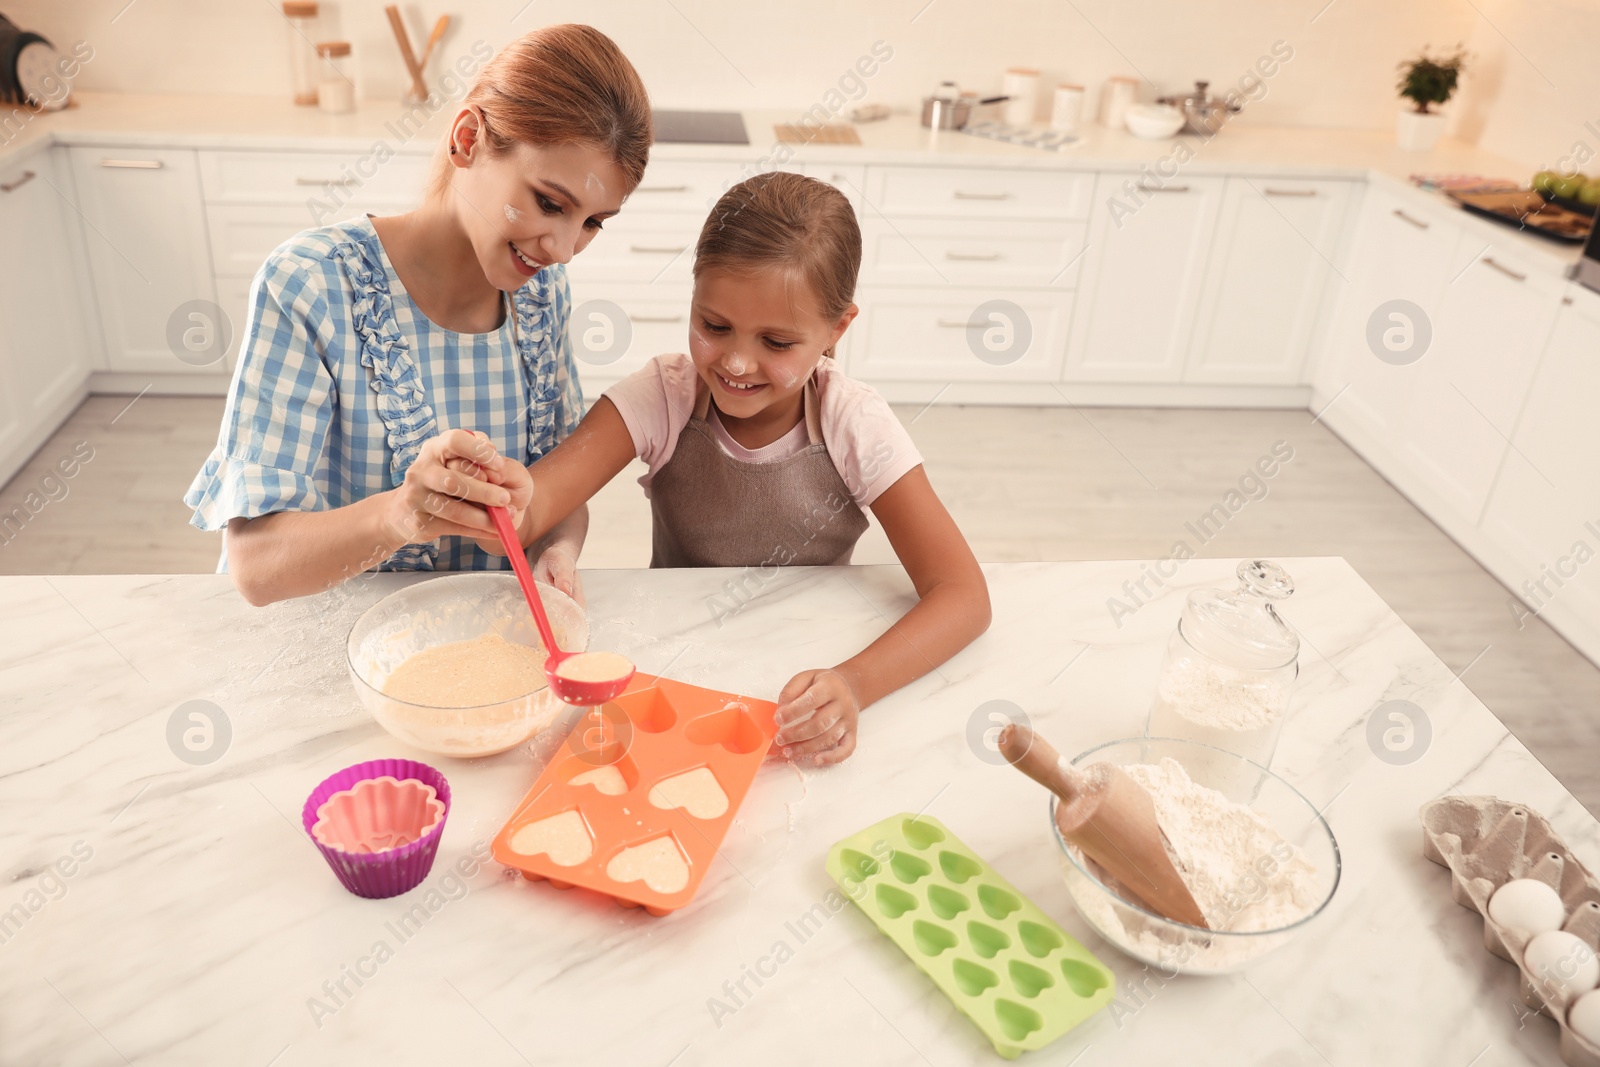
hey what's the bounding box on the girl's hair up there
[428,24,652,199]
[693,171,862,356]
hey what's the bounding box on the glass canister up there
[315,41,355,114]
[282,1,320,106]
[1146,559,1299,768]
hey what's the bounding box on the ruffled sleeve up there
[514,262,584,462]
[183,254,336,531]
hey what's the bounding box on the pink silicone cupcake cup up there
[302,759,451,899]
[312,776,445,854]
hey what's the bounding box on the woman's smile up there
[509,241,548,276]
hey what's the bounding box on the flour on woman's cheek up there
[503,203,523,223]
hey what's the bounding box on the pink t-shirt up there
[602,353,923,508]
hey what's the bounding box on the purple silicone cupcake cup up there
[302,758,452,899]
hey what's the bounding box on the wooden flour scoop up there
[998,724,1208,929]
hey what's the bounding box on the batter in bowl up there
[383,631,547,706]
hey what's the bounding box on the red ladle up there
[487,505,635,706]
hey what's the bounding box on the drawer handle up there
[100,159,164,169]
[295,177,359,187]
[1138,183,1190,193]
[936,318,970,328]
[629,244,688,254]
[1564,295,1575,305]
[635,184,689,193]
[1482,257,1526,282]
[953,190,1012,200]
[1264,187,1317,197]
[945,250,1001,261]
[0,170,36,193]
[1392,208,1430,230]
[630,314,684,323]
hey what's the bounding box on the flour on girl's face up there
[503,203,523,223]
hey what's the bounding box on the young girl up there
[184,25,651,606]
[485,171,991,764]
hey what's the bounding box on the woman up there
[185,24,651,606]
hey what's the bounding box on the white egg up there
[1489,878,1567,934]
[1524,930,1600,1002]
[1571,989,1600,1046]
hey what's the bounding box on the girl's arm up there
[513,396,639,546]
[774,466,991,762]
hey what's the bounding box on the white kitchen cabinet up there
[1186,178,1353,385]
[859,217,1088,289]
[67,147,218,376]
[1065,174,1224,383]
[1480,288,1600,655]
[1312,184,1461,442]
[1395,244,1565,526]
[849,287,1070,383]
[0,151,92,462]
[564,281,693,396]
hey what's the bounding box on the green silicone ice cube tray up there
[826,813,1114,1059]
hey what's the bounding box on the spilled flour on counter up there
[1064,757,1322,972]
[1153,658,1290,731]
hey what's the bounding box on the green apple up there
[1551,172,1587,199]
[1579,180,1600,207]
[1533,170,1560,194]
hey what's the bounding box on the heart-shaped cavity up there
[901,817,945,850]
[1017,920,1064,958]
[994,998,1043,1041]
[312,776,444,854]
[927,884,971,921]
[838,848,880,881]
[912,919,958,957]
[952,958,999,997]
[648,767,728,819]
[875,883,918,919]
[967,920,1011,960]
[978,883,1021,921]
[508,809,592,866]
[604,835,690,894]
[1061,959,1110,997]
[890,849,932,884]
[615,689,677,734]
[683,702,765,754]
[1008,959,1055,999]
[938,850,982,884]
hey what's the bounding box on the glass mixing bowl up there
[346,573,588,758]
[1049,737,1340,975]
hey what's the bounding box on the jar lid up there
[282,1,319,16]
[1179,559,1299,670]
[316,40,352,57]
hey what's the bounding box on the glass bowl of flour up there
[1050,737,1339,975]
[347,573,588,758]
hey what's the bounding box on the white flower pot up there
[1396,109,1447,152]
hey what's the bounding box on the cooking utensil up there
[921,92,1010,130]
[998,723,1208,928]
[418,15,450,69]
[383,5,429,101]
[1157,80,1241,136]
[487,505,635,706]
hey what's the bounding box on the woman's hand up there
[772,669,860,765]
[384,429,532,547]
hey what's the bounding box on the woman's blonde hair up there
[428,24,652,199]
[693,172,862,357]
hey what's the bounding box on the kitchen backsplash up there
[2,0,1594,172]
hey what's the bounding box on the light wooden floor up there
[6,395,1597,814]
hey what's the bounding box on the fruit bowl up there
[346,573,588,758]
[1050,737,1340,975]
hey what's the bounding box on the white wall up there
[3,0,1593,171]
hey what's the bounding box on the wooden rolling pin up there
[998,723,1209,929]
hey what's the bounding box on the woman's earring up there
[450,146,457,155]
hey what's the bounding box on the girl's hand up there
[384,430,531,547]
[773,669,860,765]
[531,543,584,607]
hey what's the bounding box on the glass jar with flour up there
[1146,560,1299,768]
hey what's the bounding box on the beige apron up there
[649,379,869,568]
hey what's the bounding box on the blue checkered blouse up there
[184,215,582,572]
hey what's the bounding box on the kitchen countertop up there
[2,91,1582,278]
[3,558,1596,1065]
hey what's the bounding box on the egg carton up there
[827,813,1114,1059]
[1420,796,1600,1066]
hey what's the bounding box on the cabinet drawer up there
[860,218,1086,288]
[575,213,702,283]
[207,203,389,275]
[849,287,1070,382]
[199,149,429,206]
[565,281,693,388]
[622,160,755,213]
[864,165,1092,220]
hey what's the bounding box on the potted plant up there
[1395,46,1468,151]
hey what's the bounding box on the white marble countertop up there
[3,559,1596,1065]
[3,91,1582,278]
